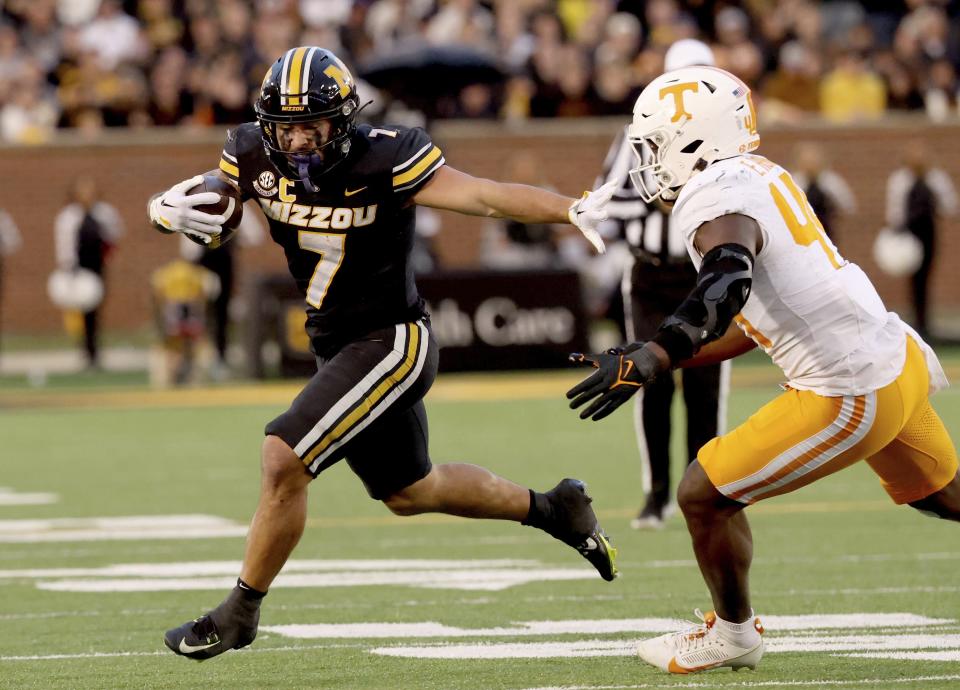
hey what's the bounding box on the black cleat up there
[164,590,259,661]
[543,478,619,581]
[631,495,666,530]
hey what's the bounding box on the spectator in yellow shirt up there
[820,50,887,123]
[150,258,219,385]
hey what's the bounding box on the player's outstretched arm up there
[676,321,756,368]
[147,171,236,245]
[412,165,611,253]
[568,213,761,421]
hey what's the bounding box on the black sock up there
[521,489,554,530]
[235,578,267,602]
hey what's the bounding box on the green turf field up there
[1,364,959,690]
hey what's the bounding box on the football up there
[185,174,243,248]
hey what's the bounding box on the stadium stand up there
[0,0,958,143]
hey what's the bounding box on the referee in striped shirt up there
[595,40,730,529]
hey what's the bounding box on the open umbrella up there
[359,44,505,118]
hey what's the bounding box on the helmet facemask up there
[254,47,362,191]
[626,66,762,204]
[627,129,681,203]
[259,101,356,191]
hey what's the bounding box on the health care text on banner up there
[245,270,589,377]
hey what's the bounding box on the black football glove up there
[567,344,665,421]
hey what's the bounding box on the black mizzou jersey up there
[219,123,445,355]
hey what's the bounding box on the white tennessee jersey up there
[671,154,946,397]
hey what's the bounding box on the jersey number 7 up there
[299,231,346,308]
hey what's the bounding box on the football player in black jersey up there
[148,47,618,661]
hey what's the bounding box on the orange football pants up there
[699,336,958,505]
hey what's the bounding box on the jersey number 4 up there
[769,172,845,269]
[299,231,345,308]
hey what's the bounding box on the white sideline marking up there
[0,559,536,579]
[374,639,632,658]
[37,568,595,592]
[771,633,960,652]
[842,651,960,661]
[0,487,58,506]
[520,675,960,690]
[0,515,247,543]
[371,631,960,659]
[0,611,102,621]
[638,551,960,570]
[0,651,168,662]
[0,643,363,662]
[0,557,590,593]
[775,585,960,597]
[263,614,952,640]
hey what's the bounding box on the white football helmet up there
[47,268,104,312]
[873,227,923,277]
[626,66,760,202]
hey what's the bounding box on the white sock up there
[715,611,762,647]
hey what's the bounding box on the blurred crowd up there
[0,0,959,143]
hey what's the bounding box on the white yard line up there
[0,643,367,662]
[771,585,960,596]
[35,568,597,592]
[0,514,247,543]
[371,631,960,659]
[263,614,954,640]
[0,487,58,506]
[2,558,592,593]
[841,651,960,661]
[0,558,538,579]
[519,675,960,690]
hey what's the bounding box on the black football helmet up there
[254,47,361,190]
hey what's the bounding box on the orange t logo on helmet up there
[658,82,699,122]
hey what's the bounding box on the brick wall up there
[1,118,958,333]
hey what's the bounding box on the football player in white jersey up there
[567,65,960,674]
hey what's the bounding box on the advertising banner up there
[245,270,588,377]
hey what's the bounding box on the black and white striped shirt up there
[594,129,690,266]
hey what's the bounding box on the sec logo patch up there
[254,171,277,196]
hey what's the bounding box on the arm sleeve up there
[821,170,857,214]
[95,203,125,243]
[54,207,78,270]
[391,127,445,203]
[179,233,203,261]
[885,169,909,229]
[929,169,959,217]
[236,202,267,247]
[218,128,242,187]
[0,210,22,255]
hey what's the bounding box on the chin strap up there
[293,153,324,193]
[291,138,354,192]
[298,160,318,192]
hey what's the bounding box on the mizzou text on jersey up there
[221,123,443,358]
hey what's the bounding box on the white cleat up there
[636,609,764,674]
[629,513,664,530]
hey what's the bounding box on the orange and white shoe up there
[636,609,764,674]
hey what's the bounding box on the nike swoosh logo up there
[179,638,219,654]
[668,656,722,674]
[344,186,367,197]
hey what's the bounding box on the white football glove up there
[567,180,617,255]
[148,175,224,246]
